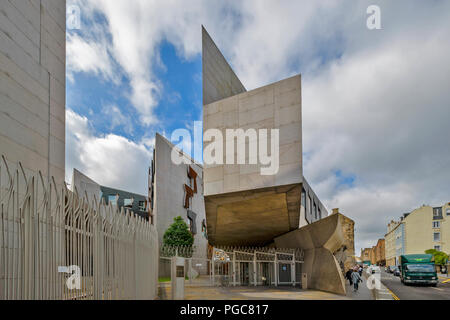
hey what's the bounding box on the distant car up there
[368,266,381,274]
[393,268,401,277]
[388,266,397,273]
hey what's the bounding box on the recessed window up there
[446,208,450,216]
[308,195,313,217]
[433,207,443,217]
[433,221,441,228]
[124,199,133,207]
[434,246,441,251]
[313,202,317,219]
[301,189,306,208]
[108,195,118,206]
[138,201,146,211]
[434,232,441,242]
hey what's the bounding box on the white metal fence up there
[0,156,158,300]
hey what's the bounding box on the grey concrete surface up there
[0,0,66,185]
[202,26,246,106]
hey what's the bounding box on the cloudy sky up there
[66,0,450,254]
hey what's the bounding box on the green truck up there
[399,254,438,286]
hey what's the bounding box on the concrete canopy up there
[205,184,302,246]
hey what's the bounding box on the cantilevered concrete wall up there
[202,26,246,106]
[0,0,66,185]
[274,213,350,295]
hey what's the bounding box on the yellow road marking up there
[386,288,400,300]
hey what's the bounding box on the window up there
[308,195,313,217]
[447,208,450,216]
[313,202,317,219]
[435,245,441,251]
[318,208,322,220]
[433,221,441,228]
[123,199,133,208]
[301,189,306,208]
[138,201,146,211]
[108,195,118,206]
[433,207,443,219]
[434,232,441,242]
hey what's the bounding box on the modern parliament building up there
[150,27,355,295]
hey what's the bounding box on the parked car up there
[393,267,401,277]
[388,266,397,273]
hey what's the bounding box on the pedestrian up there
[351,269,362,292]
[358,265,363,276]
[346,269,353,285]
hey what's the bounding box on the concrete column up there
[233,252,236,286]
[253,252,257,287]
[212,249,215,286]
[274,255,278,287]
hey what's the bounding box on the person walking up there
[358,265,363,276]
[345,269,353,285]
[351,269,363,292]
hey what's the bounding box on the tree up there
[163,216,194,247]
[425,249,449,266]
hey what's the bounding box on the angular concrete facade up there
[151,134,209,259]
[201,28,352,294]
[202,26,246,106]
[0,0,66,185]
[203,28,306,247]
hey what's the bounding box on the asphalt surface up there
[379,269,450,300]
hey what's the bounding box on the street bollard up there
[171,256,185,300]
[302,273,308,289]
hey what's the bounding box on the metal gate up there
[158,245,304,288]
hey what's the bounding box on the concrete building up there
[201,27,353,295]
[0,0,66,185]
[72,169,149,219]
[150,133,209,261]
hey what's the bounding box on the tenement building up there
[385,203,450,266]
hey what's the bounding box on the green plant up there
[425,249,449,266]
[163,216,194,247]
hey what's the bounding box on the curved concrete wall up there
[274,213,349,295]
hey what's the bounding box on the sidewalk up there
[344,271,395,300]
[344,275,374,300]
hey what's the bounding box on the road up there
[379,269,450,300]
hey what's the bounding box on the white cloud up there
[102,105,134,135]
[66,33,116,83]
[65,110,152,195]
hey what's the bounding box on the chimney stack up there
[332,208,340,215]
